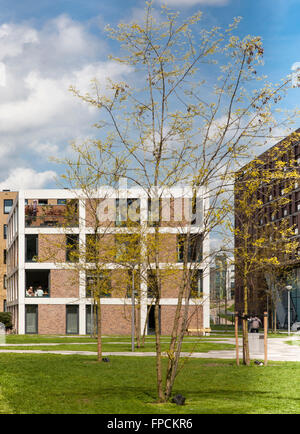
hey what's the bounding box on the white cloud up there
[154,0,229,6]
[0,22,38,61]
[0,168,57,190]
[28,141,59,156]
[0,14,133,188]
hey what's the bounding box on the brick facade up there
[6,188,210,335]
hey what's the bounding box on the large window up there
[190,270,203,298]
[177,234,203,263]
[25,269,50,297]
[115,198,140,226]
[86,271,112,298]
[86,305,98,335]
[25,305,38,334]
[3,199,13,214]
[66,234,79,262]
[147,270,157,298]
[148,198,161,227]
[25,234,38,262]
[66,305,79,334]
[115,234,140,263]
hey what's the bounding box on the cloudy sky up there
[0,0,299,190]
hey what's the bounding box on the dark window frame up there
[66,305,79,334]
[25,234,38,262]
[25,305,38,334]
[3,199,13,214]
[66,234,79,262]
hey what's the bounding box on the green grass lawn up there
[0,334,236,353]
[0,353,300,414]
[0,341,236,353]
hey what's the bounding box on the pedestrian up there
[248,315,253,332]
[250,316,262,333]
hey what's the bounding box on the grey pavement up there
[0,335,300,361]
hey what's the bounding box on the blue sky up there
[0,0,299,189]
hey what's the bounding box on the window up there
[147,270,157,298]
[86,271,112,298]
[115,198,140,226]
[57,199,67,205]
[25,234,38,262]
[25,269,50,297]
[66,234,79,262]
[86,274,94,297]
[66,305,79,334]
[85,234,99,263]
[115,234,140,263]
[3,224,7,239]
[3,274,7,289]
[190,270,203,298]
[3,199,13,214]
[86,305,98,335]
[177,234,203,262]
[148,198,161,227]
[3,249,6,265]
[25,305,38,334]
[38,199,48,205]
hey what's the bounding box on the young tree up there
[63,1,298,399]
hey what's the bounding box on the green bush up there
[0,312,12,329]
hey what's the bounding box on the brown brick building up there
[6,188,210,335]
[0,190,17,311]
[234,130,300,327]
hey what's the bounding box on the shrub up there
[0,312,12,329]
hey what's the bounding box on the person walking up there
[250,316,262,333]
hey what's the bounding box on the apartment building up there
[234,129,300,326]
[6,187,209,335]
[0,190,17,312]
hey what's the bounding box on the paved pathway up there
[0,336,300,361]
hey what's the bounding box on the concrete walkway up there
[0,336,300,361]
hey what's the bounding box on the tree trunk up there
[164,286,190,401]
[154,299,164,402]
[96,297,102,362]
[142,303,153,347]
[242,273,250,365]
[242,313,250,366]
[164,238,191,401]
[135,301,141,348]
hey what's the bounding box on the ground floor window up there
[25,305,38,334]
[66,305,79,334]
[147,305,161,335]
[86,305,98,335]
